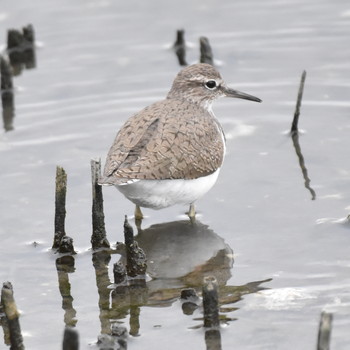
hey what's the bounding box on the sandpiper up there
[100,63,261,219]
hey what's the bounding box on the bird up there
[99,63,261,220]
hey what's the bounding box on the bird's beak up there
[222,86,262,103]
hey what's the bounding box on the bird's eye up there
[205,80,217,90]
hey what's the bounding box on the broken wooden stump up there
[317,311,333,350]
[291,70,307,134]
[174,29,187,66]
[53,166,67,249]
[203,276,220,328]
[62,326,79,350]
[1,282,25,350]
[200,37,214,65]
[91,159,110,250]
[7,24,36,74]
[124,216,147,277]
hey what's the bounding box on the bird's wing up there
[101,103,160,183]
[101,100,224,184]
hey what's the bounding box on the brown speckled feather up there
[101,98,225,184]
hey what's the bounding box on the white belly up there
[116,168,221,209]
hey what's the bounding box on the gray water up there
[1,0,350,349]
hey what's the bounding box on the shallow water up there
[1,0,350,349]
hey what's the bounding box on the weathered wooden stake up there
[53,166,67,249]
[205,329,222,350]
[203,276,220,328]
[91,159,110,250]
[124,216,147,277]
[1,56,15,132]
[22,24,35,45]
[291,70,307,134]
[7,24,34,48]
[174,29,187,66]
[0,301,10,345]
[317,311,333,350]
[62,326,79,350]
[0,56,13,91]
[1,91,15,132]
[7,24,36,73]
[1,282,25,350]
[200,37,214,66]
[58,236,76,255]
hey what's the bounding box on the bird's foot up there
[188,203,196,221]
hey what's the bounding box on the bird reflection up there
[54,219,271,349]
[135,219,233,284]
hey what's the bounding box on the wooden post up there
[124,216,147,277]
[62,327,79,350]
[91,159,110,250]
[0,56,15,131]
[317,311,333,350]
[205,329,222,350]
[0,56,13,90]
[291,70,307,134]
[53,166,67,249]
[1,282,25,350]
[174,29,187,66]
[203,276,219,328]
[200,37,214,66]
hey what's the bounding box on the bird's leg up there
[134,205,144,230]
[188,203,196,219]
[134,205,144,220]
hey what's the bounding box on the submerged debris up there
[181,288,200,315]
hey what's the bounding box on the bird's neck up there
[166,93,214,112]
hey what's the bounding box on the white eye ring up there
[205,80,217,90]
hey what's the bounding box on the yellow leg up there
[188,203,196,219]
[134,205,144,220]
